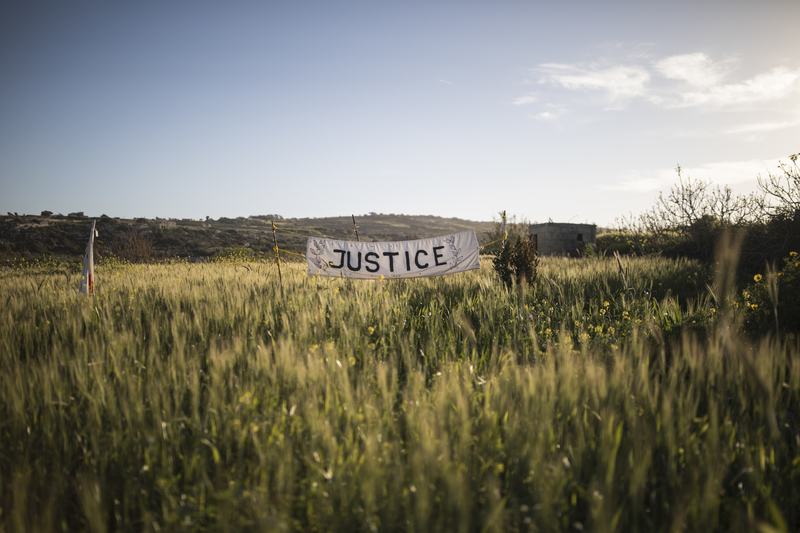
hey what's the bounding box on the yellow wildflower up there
[754,274,762,282]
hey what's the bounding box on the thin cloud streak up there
[603,158,785,193]
[531,103,567,120]
[654,52,736,87]
[524,52,800,112]
[672,67,800,108]
[725,116,800,134]
[537,63,650,104]
[512,93,538,105]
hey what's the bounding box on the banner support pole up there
[352,214,360,242]
[502,210,507,249]
[271,220,284,296]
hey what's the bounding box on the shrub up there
[107,230,156,263]
[492,235,539,289]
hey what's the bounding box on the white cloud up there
[672,67,800,108]
[538,63,650,105]
[654,53,735,87]
[512,93,538,105]
[602,175,664,193]
[529,51,799,113]
[534,111,557,120]
[530,103,567,120]
[725,116,800,134]
[604,158,784,193]
[438,79,452,84]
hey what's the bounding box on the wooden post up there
[502,210,507,249]
[352,214,360,242]
[271,220,284,295]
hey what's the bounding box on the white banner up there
[307,230,481,279]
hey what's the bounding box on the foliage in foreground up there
[1,255,799,532]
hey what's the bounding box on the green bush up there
[492,235,539,289]
[597,231,653,255]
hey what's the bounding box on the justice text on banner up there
[306,230,481,279]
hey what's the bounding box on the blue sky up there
[1,1,799,226]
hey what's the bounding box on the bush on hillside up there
[106,230,156,263]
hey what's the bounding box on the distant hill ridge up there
[0,213,493,261]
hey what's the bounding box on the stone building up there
[156,220,177,230]
[528,222,596,256]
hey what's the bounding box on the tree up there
[624,167,762,261]
[758,153,800,216]
[107,230,156,263]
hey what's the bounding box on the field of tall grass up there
[1,252,798,532]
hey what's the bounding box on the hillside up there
[0,212,493,262]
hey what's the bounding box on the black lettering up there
[346,251,362,271]
[433,246,446,266]
[330,249,346,269]
[405,251,411,271]
[364,252,380,273]
[382,252,399,272]
[415,249,429,269]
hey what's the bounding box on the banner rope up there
[275,247,306,259]
[472,220,497,231]
[479,231,508,250]
[274,226,319,239]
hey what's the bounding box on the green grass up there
[1,254,798,532]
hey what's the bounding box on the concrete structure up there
[528,222,596,256]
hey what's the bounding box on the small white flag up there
[79,220,98,295]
